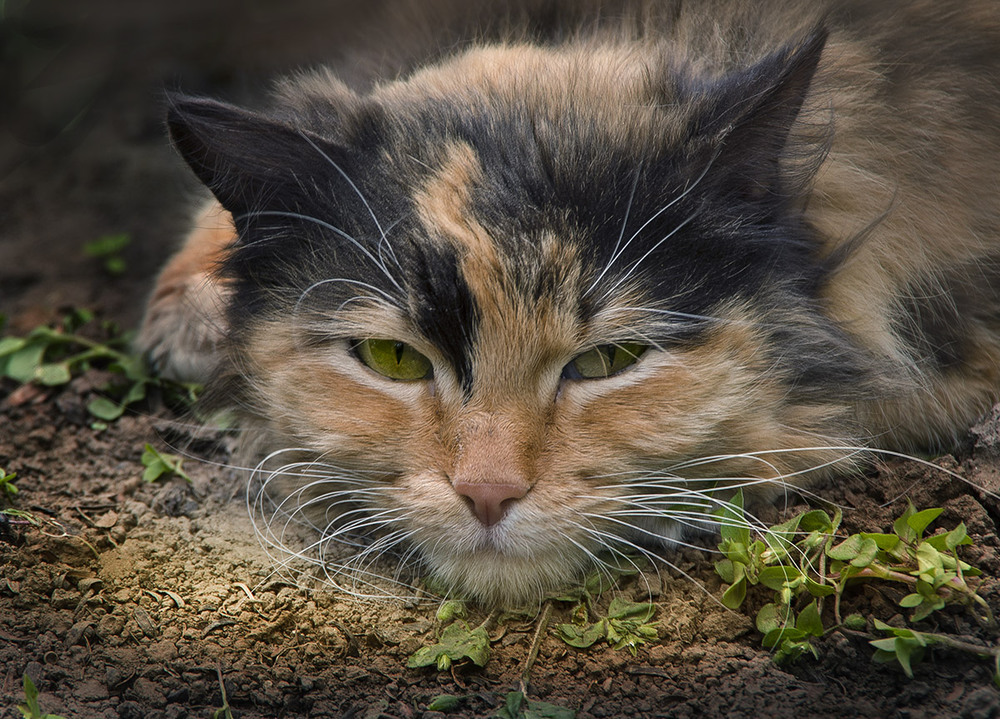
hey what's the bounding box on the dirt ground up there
[3,2,1000,718]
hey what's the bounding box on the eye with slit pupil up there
[353,338,433,381]
[564,343,647,380]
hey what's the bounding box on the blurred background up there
[0,0,388,333]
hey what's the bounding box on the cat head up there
[167,28,874,605]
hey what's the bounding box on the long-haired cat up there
[138,0,1000,606]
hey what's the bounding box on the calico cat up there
[138,0,1000,606]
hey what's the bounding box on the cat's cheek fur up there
[243,333,436,464]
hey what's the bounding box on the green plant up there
[552,566,659,655]
[0,467,17,498]
[1,508,42,526]
[83,233,130,276]
[0,309,200,424]
[141,444,191,483]
[408,600,491,670]
[495,691,575,719]
[17,675,66,719]
[211,665,234,719]
[427,694,461,712]
[714,491,998,676]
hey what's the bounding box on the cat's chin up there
[424,547,591,608]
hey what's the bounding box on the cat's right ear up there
[166,94,351,217]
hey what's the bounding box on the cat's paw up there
[136,272,228,383]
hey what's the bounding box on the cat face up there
[170,32,873,605]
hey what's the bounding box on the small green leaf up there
[869,638,900,653]
[104,257,127,276]
[63,308,95,331]
[715,490,750,546]
[20,674,41,718]
[122,380,147,406]
[802,576,836,597]
[899,593,924,608]
[142,460,168,483]
[503,691,525,719]
[407,623,489,669]
[849,537,879,568]
[762,625,806,649]
[758,565,802,591]
[584,570,612,596]
[428,694,460,712]
[795,600,824,637]
[827,534,864,561]
[496,691,574,719]
[140,444,191,483]
[557,620,606,649]
[714,558,736,584]
[0,336,26,357]
[6,343,45,383]
[860,532,901,552]
[83,233,130,257]
[720,576,747,610]
[436,600,467,623]
[945,523,971,551]
[36,363,72,386]
[915,542,945,579]
[87,397,125,421]
[893,502,918,543]
[906,508,944,537]
[796,509,835,534]
[719,539,751,566]
[606,597,655,622]
[842,613,867,630]
[756,602,793,634]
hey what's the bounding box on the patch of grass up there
[714,490,998,677]
[17,675,66,719]
[0,309,201,424]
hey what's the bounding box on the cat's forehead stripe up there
[413,142,500,278]
[409,141,505,392]
[412,141,589,399]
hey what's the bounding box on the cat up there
[137,0,1000,607]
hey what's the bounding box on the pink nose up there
[452,482,528,527]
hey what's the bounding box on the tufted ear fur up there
[166,95,356,218]
[680,28,829,205]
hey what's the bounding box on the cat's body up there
[139,0,1000,605]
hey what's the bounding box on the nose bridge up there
[450,408,539,526]
[454,410,534,485]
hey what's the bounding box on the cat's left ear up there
[166,95,353,217]
[683,27,829,202]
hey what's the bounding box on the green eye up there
[353,339,433,381]
[564,343,648,379]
